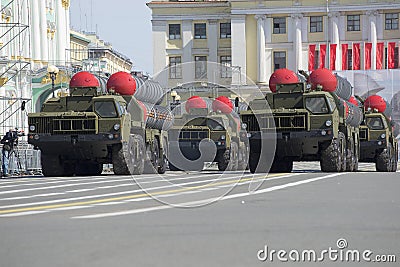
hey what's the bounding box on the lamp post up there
[47,65,59,98]
[170,90,177,103]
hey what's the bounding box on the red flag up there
[342,44,348,70]
[364,42,372,70]
[308,44,316,71]
[388,42,395,69]
[319,44,326,68]
[376,42,384,69]
[353,43,360,70]
[329,44,337,70]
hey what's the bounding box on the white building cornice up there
[231,4,400,15]
[147,2,230,9]
[152,14,231,21]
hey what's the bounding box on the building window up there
[273,51,286,70]
[220,56,232,78]
[169,24,181,40]
[347,49,353,70]
[273,17,286,34]
[194,23,207,39]
[169,56,182,79]
[220,22,231,38]
[347,15,360,31]
[195,56,207,79]
[385,13,399,30]
[310,16,323,33]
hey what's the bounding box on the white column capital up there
[366,10,379,18]
[290,13,304,20]
[255,15,267,22]
[328,12,341,19]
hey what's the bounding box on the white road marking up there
[73,173,343,219]
[0,210,49,217]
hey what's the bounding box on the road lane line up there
[72,173,343,219]
[0,172,300,215]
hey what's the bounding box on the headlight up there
[325,120,332,127]
[242,123,247,130]
[380,133,386,139]
[113,123,120,131]
[220,135,226,140]
[29,125,35,131]
[108,134,114,140]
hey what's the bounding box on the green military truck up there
[28,71,169,176]
[240,68,362,173]
[168,96,248,171]
[358,95,398,172]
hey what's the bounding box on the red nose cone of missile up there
[107,71,137,95]
[137,100,147,120]
[364,95,387,113]
[309,68,337,92]
[269,68,299,93]
[348,96,359,106]
[69,71,100,88]
[212,96,233,114]
[185,96,207,113]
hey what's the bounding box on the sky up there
[69,0,153,74]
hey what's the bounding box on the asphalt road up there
[0,162,398,267]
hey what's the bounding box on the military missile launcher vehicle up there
[241,68,362,173]
[168,95,248,171]
[28,71,171,176]
[358,95,398,172]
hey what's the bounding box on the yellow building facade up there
[148,0,400,89]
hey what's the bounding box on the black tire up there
[229,142,239,171]
[41,154,65,177]
[144,139,161,174]
[112,134,145,175]
[320,134,343,172]
[376,144,393,172]
[168,162,181,171]
[248,152,259,174]
[158,155,167,174]
[270,158,293,173]
[217,149,230,171]
[238,145,249,170]
[75,162,103,176]
[345,139,355,172]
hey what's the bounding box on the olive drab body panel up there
[27,71,168,176]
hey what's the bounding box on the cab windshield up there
[94,101,118,118]
[366,117,384,130]
[305,97,330,114]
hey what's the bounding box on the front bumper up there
[359,140,386,161]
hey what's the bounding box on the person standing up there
[1,129,17,177]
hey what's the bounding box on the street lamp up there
[47,65,59,98]
[170,90,177,103]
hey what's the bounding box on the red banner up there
[353,43,360,70]
[319,44,327,68]
[329,44,337,70]
[376,42,384,70]
[364,42,372,70]
[342,44,348,70]
[388,42,395,69]
[308,44,316,71]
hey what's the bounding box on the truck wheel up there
[229,142,239,171]
[320,134,342,172]
[168,162,181,171]
[113,134,144,175]
[376,144,393,172]
[158,155,167,174]
[270,158,293,173]
[144,139,161,174]
[217,149,230,171]
[76,163,103,176]
[345,139,355,172]
[238,145,249,170]
[248,152,269,173]
[41,154,65,177]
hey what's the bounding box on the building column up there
[63,0,71,64]
[39,0,49,64]
[291,13,303,72]
[55,0,66,65]
[231,15,246,85]
[31,0,41,66]
[329,12,341,70]
[207,19,218,83]
[151,20,167,86]
[367,10,378,70]
[182,19,194,83]
[21,0,30,60]
[265,17,273,80]
[255,15,267,84]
